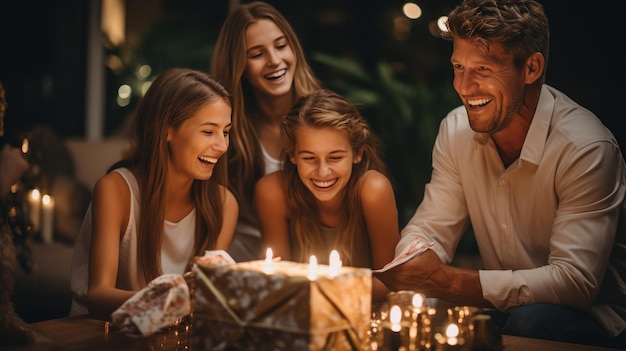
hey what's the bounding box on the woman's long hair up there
[281,89,386,266]
[211,1,321,216]
[111,68,232,283]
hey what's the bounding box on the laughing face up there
[451,39,527,134]
[167,99,232,181]
[243,19,296,99]
[290,126,362,205]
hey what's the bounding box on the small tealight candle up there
[445,323,460,345]
[390,305,402,332]
[435,323,462,351]
[385,305,402,351]
[307,255,318,280]
[329,249,342,276]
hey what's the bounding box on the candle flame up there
[329,250,342,276]
[390,305,402,332]
[307,255,317,280]
[31,188,41,200]
[412,293,424,308]
[42,194,51,205]
[265,248,273,263]
[445,323,459,338]
[21,138,29,154]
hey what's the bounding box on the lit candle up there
[265,248,273,263]
[435,323,462,351]
[329,249,342,276]
[410,293,425,348]
[445,323,460,345]
[41,194,54,244]
[263,248,274,273]
[307,255,317,280]
[390,305,402,332]
[21,138,29,154]
[28,188,41,232]
[386,305,402,351]
[412,293,424,310]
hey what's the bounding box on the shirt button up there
[501,223,507,230]
[499,180,506,185]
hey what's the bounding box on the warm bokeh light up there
[118,84,132,99]
[402,2,422,20]
[445,323,459,338]
[117,84,132,107]
[137,65,152,79]
[390,305,402,332]
[105,54,123,75]
[30,188,41,201]
[101,0,125,47]
[437,16,448,32]
[428,16,449,38]
[21,138,29,154]
[412,292,424,308]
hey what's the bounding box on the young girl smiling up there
[255,89,398,301]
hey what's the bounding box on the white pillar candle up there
[28,188,42,232]
[41,194,54,244]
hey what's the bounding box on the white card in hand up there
[372,241,434,273]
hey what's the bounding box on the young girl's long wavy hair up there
[111,68,232,284]
[211,1,321,216]
[281,89,387,266]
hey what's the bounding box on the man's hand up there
[375,249,447,295]
[375,249,492,308]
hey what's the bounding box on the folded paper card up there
[372,240,434,273]
[191,258,372,350]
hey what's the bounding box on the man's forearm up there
[434,265,493,308]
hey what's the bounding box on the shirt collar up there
[519,85,554,166]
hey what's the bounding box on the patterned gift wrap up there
[191,259,372,350]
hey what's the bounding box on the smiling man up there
[375,0,626,348]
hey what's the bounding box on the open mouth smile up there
[311,178,338,188]
[265,69,286,80]
[198,155,219,164]
[467,98,492,107]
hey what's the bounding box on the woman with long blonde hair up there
[212,1,321,262]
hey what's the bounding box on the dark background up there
[0,0,624,220]
[0,1,623,142]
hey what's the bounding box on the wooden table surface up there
[3,315,622,351]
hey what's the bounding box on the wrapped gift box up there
[191,259,372,350]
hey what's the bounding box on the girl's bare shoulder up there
[360,170,392,191]
[93,169,128,195]
[256,170,285,191]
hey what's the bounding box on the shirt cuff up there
[479,269,534,311]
